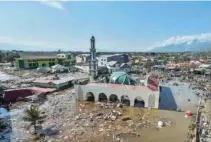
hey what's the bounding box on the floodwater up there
[119,109,192,142]
[81,104,192,142]
[159,80,200,113]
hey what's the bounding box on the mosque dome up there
[109,72,136,85]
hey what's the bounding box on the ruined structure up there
[74,74,160,108]
[74,36,160,108]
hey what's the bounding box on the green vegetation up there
[23,106,42,134]
[0,51,20,63]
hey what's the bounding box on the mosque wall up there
[74,84,160,108]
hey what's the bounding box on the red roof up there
[147,76,159,91]
[3,87,55,102]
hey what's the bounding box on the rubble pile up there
[38,93,76,138]
[50,101,173,142]
[0,109,31,141]
[0,91,174,142]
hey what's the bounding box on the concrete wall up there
[74,84,160,108]
[76,55,90,63]
[33,82,55,88]
[16,58,59,69]
[97,54,129,67]
[54,82,69,89]
[97,56,108,67]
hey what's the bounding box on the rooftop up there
[86,83,158,91]
[18,52,57,59]
[98,54,122,58]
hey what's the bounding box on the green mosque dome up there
[109,72,136,85]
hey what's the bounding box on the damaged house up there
[106,61,132,73]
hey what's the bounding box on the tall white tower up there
[89,35,98,82]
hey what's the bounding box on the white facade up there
[74,74,160,108]
[74,83,160,108]
[57,53,73,59]
[76,54,90,63]
[57,54,66,59]
[97,54,127,67]
[97,55,108,67]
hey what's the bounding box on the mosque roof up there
[109,72,136,85]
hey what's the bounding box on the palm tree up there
[23,106,42,134]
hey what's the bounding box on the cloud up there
[146,33,211,51]
[40,0,67,10]
[0,36,55,47]
[0,36,90,51]
[0,35,144,52]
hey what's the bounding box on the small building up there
[151,65,165,71]
[51,64,66,73]
[97,54,129,67]
[33,79,70,89]
[150,57,159,62]
[75,54,90,63]
[141,57,148,62]
[16,57,58,69]
[33,80,55,88]
[57,53,75,66]
[33,76,88,89]
[106,61,132,73]
[194,64,211,74]
[16,53,75,69]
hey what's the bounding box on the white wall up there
[97,57,107,67]
[75,84,160,108]
[76,56,83,63]
[57,54,66,59]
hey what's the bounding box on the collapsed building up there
[74,36,160,108]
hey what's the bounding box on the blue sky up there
[0,1,211,52]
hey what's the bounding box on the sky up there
[0,1,211,52]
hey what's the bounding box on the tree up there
[144,61,155,68]
[57,49,61,54]
[0,51,5,62]
[23,106,42,134]
[4,52,20,62]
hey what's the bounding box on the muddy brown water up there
[74,102,192,142]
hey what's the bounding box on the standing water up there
[159,80,201,113]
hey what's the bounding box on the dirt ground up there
[74,102,193,142]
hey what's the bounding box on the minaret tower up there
[89,35,98,82]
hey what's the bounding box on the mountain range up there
[148,33,211,52]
